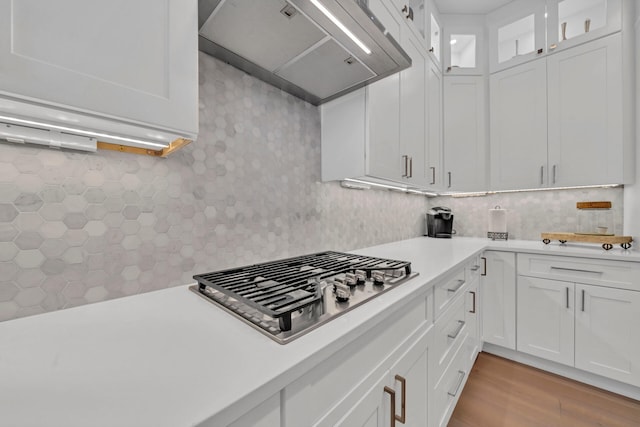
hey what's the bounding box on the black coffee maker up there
[425,207,454,238]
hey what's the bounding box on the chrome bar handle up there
[581,289,585,312]
[409,157,413,178]
[395,375,406,424]
[550,266,602,275]
[448,371,466,397]
[402,155,408,177]
[540,165,544,185]
[447,279,465,293]
[448,171,452,188]
[566,287,569,309]
[430,167,436,184]
[448,320,466,339]
[470,265,480,271]
[469,291,476,313]
[553,164,557,184]
[384,386,397,427]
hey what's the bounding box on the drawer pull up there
[447,370,466,397]
[384,386,396,427]
[581,289,586,312]
[469,291,476,313]
[550,266,602,275]
[447,279,465,293]
[470,265,480,271]
[395,374,406,424]
[565,287,569,309]
[448,320,465,339]
[481,257,487,276]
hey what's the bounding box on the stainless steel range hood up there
[198,0,411,105]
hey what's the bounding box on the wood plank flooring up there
[449,352,640,427]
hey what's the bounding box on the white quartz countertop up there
[0,237,638,426]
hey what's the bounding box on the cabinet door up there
[517,276,575,366]
[547,34,623,186]
[367,0,402,181]
[490,59,548,190]
[335,373,387,427]
[400,30,427,186]
[0,0,198,135]
[464,276,480,364]
[426,57,443,188]
[575,284,640,387]
[443,76,486,191]
[481,252,516,349]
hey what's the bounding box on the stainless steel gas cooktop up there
[191,251,417,344]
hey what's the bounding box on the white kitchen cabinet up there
[0,0,198,141]
[226,393,280,427]
[335,331,430,427]
[489,58,547,190]
[321,0,428,186]
[547,34,625,186]
[517,276,575,366]
[284,294,430,427]
[464,273,480,365]
[575,283,640,387]
[442,15,485,76]
[443,76,487,191]
[546,0,622,54]
[426,0,442,68]
[480,251,516,350]
[487,0,547,73]
[426,56,443,188]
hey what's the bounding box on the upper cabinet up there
[427,0,443,68]
[547,0,622,54]
[442,15,486,75]
[321,0,429,188]
[488,0,546,73]
[488,0,623,73]
[0,0,198,153]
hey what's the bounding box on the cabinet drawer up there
[432,339,471,427]
[466,255,483,281]
[432,295,468,385]
[434,267,467,317]
[518,253,640,290]
[283,296,428,427]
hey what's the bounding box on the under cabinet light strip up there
[448,184,622,198]
[309,0,372,55]
[343,178,438,196]
[0,114,169,150]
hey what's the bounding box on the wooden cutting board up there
[541,232,633,250]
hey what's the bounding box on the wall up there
[0,53,429,322]
[429,187,624,240]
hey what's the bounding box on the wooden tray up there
[541,232,633,250]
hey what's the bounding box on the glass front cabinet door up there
[442,15,484,75]
[488,0,546,73]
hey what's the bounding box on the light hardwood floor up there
[449,352,640,427]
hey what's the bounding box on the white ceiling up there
[434,0,514,14]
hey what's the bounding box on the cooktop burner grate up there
[192,251,415,343]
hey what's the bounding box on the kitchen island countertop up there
[0,237,638,427]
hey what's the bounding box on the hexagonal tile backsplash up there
[0,53,626,322]
[0,53,429,322]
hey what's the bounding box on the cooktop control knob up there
[355,269,367,285]
[335,282,351,302]
[372,270,385,286]
[345,272,357,287]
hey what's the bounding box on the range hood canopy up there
[198,0,411,105]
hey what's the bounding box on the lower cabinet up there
[515,253,640,389]
[335,331,430,427]
[517,276,575,366]
[575,283,640,387]
[480,251,516,349]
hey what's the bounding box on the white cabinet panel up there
[0,0,198,136]
[426,57,443,188]
[575,284,640,387]
[517,276,575,366]
[444,76,486,191]
[481,251,516,349]
[547,34,623,186]
[490,58,548,190]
